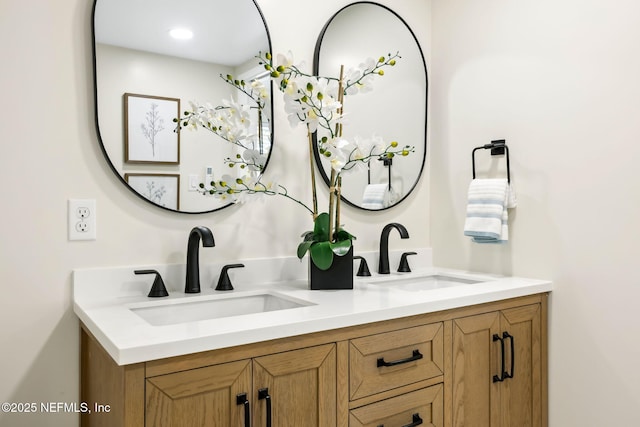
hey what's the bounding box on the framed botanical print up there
[124,93,180,164]
[125,173,180,210]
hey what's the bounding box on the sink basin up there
[366,273,486,292]
[130,292,314,326]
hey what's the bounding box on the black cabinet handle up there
[403,414,424,427]
[258,388,272,427]
[236,393,250,427]
[503,331,515,379]
[377,413,424,427]
[492,334,505,382]
[377,349,423,368]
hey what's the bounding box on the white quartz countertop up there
[73,250,552,365]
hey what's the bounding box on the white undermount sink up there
[366,273,486,292]
[129,292,314,326]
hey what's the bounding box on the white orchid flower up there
[276,51,295,70]
[300,76,342,133]
[233,174,279,203]
[242,149,266,171]
[359,57,378,74]
[343,58,379,95]
[343,68,364,96]
[340,136,374,174]
[369,134,388,154]
[315,77,340,101]
[323,137,352,173]
[250,79,269,101]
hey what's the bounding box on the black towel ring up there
[472,139,510,183]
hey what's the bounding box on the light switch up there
[189,174,199,191]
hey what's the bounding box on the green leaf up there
[335,229,356,241]
[313,213,331,242]
[330,239,352,256]
[310,241,334,270]
[300,231,314,242]
[297,241,313,259]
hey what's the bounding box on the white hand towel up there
[463,179,517,243]
[361,183,389,209]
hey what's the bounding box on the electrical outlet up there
[68,199,96,241]
[77,206,90,218]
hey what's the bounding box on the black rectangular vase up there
[309,245,354,290]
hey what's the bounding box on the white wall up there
[431,0,640,425]
[0,0,430,426]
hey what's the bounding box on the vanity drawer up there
[349,384,443,427]
[349,323,444,400]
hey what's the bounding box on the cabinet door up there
[452,311,501,427]
[500,304,542,427]
[253,344,336,427]
[145,359,251,427]
[452,304,543,427]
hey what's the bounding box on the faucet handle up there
[135,269,169,297]
[215,264,245,291]
[353,256,371,277]
[397,252,417,273]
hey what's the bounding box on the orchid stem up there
[278,188,315,215]
[335,175,342,235]
[307,128,318,220]
[331,65,345,240]
[327,169,336,242]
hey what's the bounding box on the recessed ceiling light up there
[169,28,193,40]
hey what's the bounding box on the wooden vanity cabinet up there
[80,293,547,427]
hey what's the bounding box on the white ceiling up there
[94,0,269,66]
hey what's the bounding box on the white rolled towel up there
[361,183,389,209]
[463,178,517,243]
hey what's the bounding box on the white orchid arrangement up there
[175,51,414,270]
[179,74,269,174]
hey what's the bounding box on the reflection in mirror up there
[92,0,272,213]
[314,2,427,210]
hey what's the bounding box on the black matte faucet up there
[378,223,410,274]
[185,226,215,293]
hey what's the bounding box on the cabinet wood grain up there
[145,360,251,427]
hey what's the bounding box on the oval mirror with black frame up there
[92,0,272,213]
[313,1,427,211]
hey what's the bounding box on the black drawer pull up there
[492,334,505,382]
[258,388,272,427]
[503,331,515,379]
[404,413,424,427]
[236,393,250,427]
[377,349,423,367]
[377,413,424,427]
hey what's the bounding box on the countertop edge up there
[76,278,552,365]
